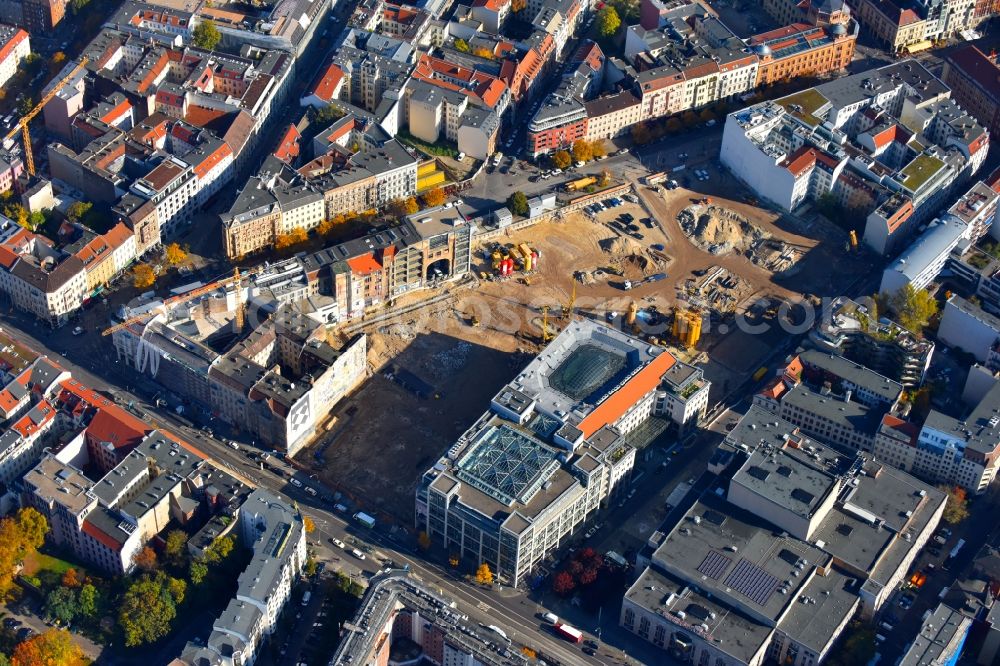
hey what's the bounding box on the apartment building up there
[749,19,857,87]
[0,0,64,32]
[22,430,210,575]
[874,374,1000,494]
[0,225,87,327]
[623,407,944,665]
[330,572,528,666]
[809,297,934,388]
[0,23,29,88]
[177,489,306,665]
[942,45,1000,144]
[722,60,987,254]
[416,319,709,586]
[754,350,903,453]
[222,134,418,259]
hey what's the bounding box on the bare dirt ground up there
[302,178,874,523]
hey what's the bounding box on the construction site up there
[297,174,874,527]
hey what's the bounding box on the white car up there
[228,441,239,450]
[290,478,303,488]
[352,548,366,560]
[72,326,84,336]
[331,538,346,548]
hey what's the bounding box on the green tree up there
[475,563,494,585]
[608,0,639,22]
[888,284,938,335]
[454,38,470,52]
[664,117,683,134]
[305,558,318,577]
[11,629,84,666]
[507,191,529,217]
[205,535,235,564]
[78,584,99,618]
[938,485,969,524]
[189,559,209,585]
[572,140,593,163]
[165,529,188,566]
[551,150,572,170]
[596,6,621,39]
[0,508,49,597]
[631,122,652,145]
[0,652,10,666]
[118,573,185,646]
[193,20,222,50]
[17,96,33,117]
[827,623,875,666]
[44,587,78,625]
[314,104,345,127]
[66,201,92,224]
[27,211,45,231]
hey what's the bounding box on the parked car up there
[352,548,366,560]
[330,538,345,548]
[290,478,303,488]
[72,326,84,336]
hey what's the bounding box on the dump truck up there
[565,176,596,192]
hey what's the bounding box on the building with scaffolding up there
[415,319,709,586]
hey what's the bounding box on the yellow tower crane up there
[541,305,552,343]
[562,280,576,319]
[2,57,89,177]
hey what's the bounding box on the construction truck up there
[623,272,667,291]
[565,176,596,192]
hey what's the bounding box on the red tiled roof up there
[578,352,676,438]
[0,389,22,413]
[12,400,54,438]
[185,105,228,128]
[274,124,301,163]
[85,408,148,451]
[310,63,345,104]
[100,98,132,125]
[0,28,28,66]
[783,145,818,178]
[749,22,812,44]
[946,45,1000,102]
[871,123,911,149]
[346,253,382,274]
[881,413,919,445]
[82,520,122,552]
[193,142,233,179]
[759,377,788,400]
[984,164,1000,194]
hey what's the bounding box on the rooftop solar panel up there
[697,551,732,580]
[725,559,779,606]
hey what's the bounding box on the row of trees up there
[131,243,189,289]
[549,139,607,170]
[631,107,721,145]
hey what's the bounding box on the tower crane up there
[102,267,248,336]
[2,57,89,177]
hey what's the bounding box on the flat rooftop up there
[652,494,829,623]
[495,319,672,438]
[625,566,772,664]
